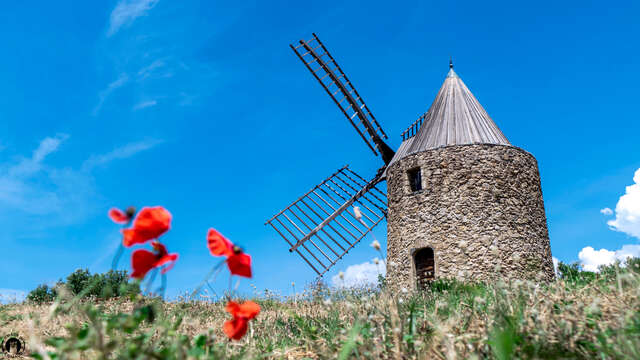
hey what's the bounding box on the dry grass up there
[1,262,640,359]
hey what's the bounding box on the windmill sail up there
[290,33,395,164]
[265,166,387,276]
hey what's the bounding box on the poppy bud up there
[125,206,136,218]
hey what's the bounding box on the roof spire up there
[404,64,510,153]
[449,56,453,69]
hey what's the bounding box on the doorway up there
[414,247,435,289]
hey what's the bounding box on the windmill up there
[264,33,396,277]
[266,34,555,287]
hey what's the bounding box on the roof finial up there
[449,56,453,69]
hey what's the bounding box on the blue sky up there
[1,0,639,301]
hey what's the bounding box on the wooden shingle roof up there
[408,67,510,153]
[384,67,510,176]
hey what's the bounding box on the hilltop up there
[1,261,639,359]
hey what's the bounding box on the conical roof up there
[406,67,510,154]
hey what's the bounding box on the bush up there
[557,262,597,286]
[558,258,640,287]
[27,269,140,304]
[66,269,92,296]
[99,269,140,298]
[26,284,57,303]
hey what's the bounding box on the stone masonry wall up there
[385,144,554,291]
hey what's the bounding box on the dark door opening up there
[415,247,435,289]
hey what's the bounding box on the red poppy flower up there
[223,300,260,340]
[207,228,252,278]
[207,228,233,257]
[227,252,252,278]
[130,241,178,279]
[109,207,135,224]
[122,207,172,247]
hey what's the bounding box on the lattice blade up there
[265,166,387,276]
[291,34,394,163]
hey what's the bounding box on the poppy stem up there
[206,281,218,299]
[145,268,159,295]
[190,260,226,299]
[157,273,167,299]
[111,243,124,270]
[209,264,225,284]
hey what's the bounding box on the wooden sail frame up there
[290,33,395,164]
[265,166,387,276]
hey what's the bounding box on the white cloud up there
[107,0,159,36]
[82,139,163,170]
[607,168,640,239]
[8,134,69,177]
[0,288,26,304]
[600,207,613,216]
[0,135,96,219]
[93,73,129,115]
[137,60,168,80]
[578,245,640,272]
[133,100,157,110]
[331,260,386,288]
[0,135,161,227]
[552,256,559,276]
[33,135,68,162]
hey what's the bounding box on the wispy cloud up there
[0,134,91,218]
[133,100,157,110]
[100,0,216,113]
[82,139,163,170]
[93,73,129,116]
[137,59,167,80]
[0,135,162,228]
[107,0,159,36]
[8,134,69,177]
[606,168,640,239]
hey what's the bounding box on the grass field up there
[1,261,639,359]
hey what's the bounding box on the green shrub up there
[26,284,58,303]
[99,269,140,298]
[66,269,92,296]
[557,261,597,286]
[26,269,139,304]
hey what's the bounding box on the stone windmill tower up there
[266,34,554,290]
[385,62,555,290]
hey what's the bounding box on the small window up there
[408,168,422,192]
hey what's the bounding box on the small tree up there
[66,269,92,295]
[101,270,140,298]
[26,284,57,303]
